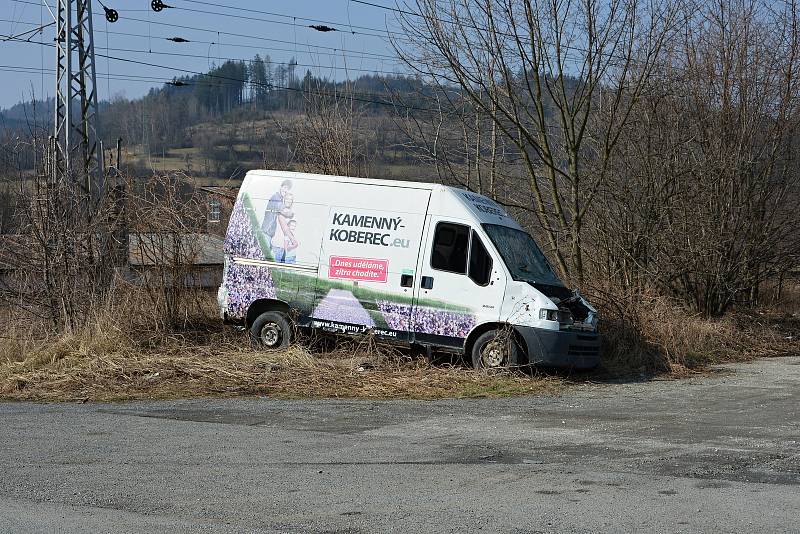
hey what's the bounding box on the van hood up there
[528,281,572,301]
[527,281,597,327]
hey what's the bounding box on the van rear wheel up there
[250,311,291,350]
[471,329,520,370]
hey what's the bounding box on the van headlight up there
[539,309,559,322]
[539,308,573,324]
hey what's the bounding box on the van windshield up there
[482,224,564,286]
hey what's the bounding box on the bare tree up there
[127,172,206,328]
[398,0,678,284]
[276,82,371,177]
[593,0,800,315]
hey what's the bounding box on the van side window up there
[431,222,470,273]
[468,231,492,285]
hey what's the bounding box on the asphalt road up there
[1,357,799,533]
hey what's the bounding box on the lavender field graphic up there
[378,301,475,338]
[223,197,276,320]
[224,196,268,260]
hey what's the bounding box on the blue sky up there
[0,0,406,108]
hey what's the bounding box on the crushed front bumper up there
[515,326,600,370]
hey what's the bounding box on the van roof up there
[246,169,447,192]
[244,169,518,228]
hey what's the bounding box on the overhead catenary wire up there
[350,0,421,18]
[349,0,636,63]
[0,19,53,41]
[165,3,404,41]
[0,16,592,79]
[170,0,407,38]
[8,0,637,65]
[7,1,624,72]
[0,14,591,86]
[117,14,399,61]
[8,0,404,56]
[0,63,186,84]
[0,17,407,69]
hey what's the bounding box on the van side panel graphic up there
[222,178,475,339]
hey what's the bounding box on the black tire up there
[250,311,291,350]
[471,329,521,370]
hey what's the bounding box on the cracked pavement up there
[1,357,798,533]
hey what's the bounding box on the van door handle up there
[400,274,413,287]
[420,276,434,289]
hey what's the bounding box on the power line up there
[350,0,421,18]
[0,17,406,65]
[168,2,409,42]
[116,14,399,60]
[9,0,634,65]
[172,0,405,36]
[11,0,409,40]
[0,15,611,85]
[0,18,405,69]
[7,0,400,60]
[349,0,635,64]
[0,20,53,41]
[102,47,408,77]
[0,63,182,84]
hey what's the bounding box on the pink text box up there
[329,256,388,283]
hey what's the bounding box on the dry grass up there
[2,281,797,401]
[0,305,565,401]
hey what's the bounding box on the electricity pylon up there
[52,0,103,205]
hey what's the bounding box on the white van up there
[218,170,600,370]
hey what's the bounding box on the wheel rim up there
[260,322,282,347]
[482,340,507,368]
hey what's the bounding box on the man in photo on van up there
[260,179,293,237]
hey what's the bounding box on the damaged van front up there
[484,224,601,370]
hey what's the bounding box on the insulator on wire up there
[103,7,119,23]
[166,37,189,43]
[97,1,118,23]
[151,0,173,12]
[309,25,337,32]
[167,80,189,87]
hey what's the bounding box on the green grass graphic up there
[242,192,275,262]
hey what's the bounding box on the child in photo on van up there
[261,179,293,237]
[271,193,297,262]
[284,219,299,264]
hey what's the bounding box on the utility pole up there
[52,0,103,206]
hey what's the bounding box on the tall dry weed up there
[591,284,796,376]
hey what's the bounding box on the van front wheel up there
[471,329,519,370]
[250,311,291,350]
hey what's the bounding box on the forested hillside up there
[0,60,435,183]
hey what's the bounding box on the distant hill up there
[0,58,569,182]
[0,98,53,128]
